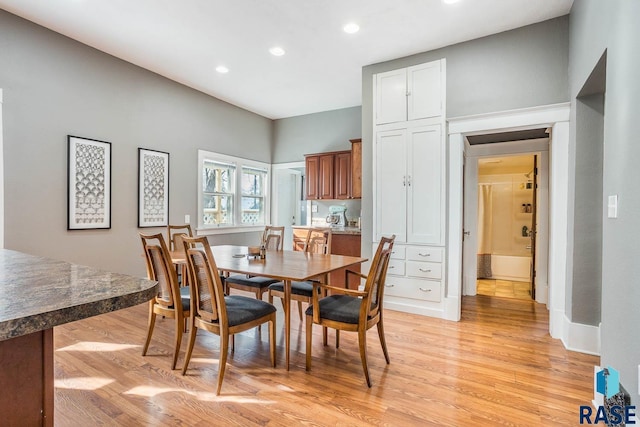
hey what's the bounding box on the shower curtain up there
[477,184,493,279]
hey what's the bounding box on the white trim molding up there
[445,104,573,349]
[0,88,4,249]
[561,316,601,356]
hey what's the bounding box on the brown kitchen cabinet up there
[292,228,361,289]
[305,153,334,200]
[305,142,361,200]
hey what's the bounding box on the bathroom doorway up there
[461,131,550,305]
[476,154,537,300]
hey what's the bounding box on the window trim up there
[197,150,270,234]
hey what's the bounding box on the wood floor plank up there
[53,295,599,426]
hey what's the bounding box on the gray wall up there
[0,10,271,276]
[570,0,640,402]
[570,93,604,325]
[360,17,570,261]
[272,106,361,163]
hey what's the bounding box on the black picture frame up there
[138,148,170,228]
[67,135,112,230]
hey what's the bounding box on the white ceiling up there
[0,0,573,119]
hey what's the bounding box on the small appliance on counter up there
[326,205,348,227]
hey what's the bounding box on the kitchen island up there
[292,226,362,288]
[0,249,158,427]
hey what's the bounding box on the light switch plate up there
[607,195,618,218]
[184,214,190,224]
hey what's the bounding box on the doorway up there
[462,135,549,307]
[474,154,537,301]
[271,162,306,250]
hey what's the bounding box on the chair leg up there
[268,292,273,305]
[336,330,340,348]
[305,315,313,371]
[171,316,184,370]
[377,319,390,364]
[269,317,276,367]
[181,322,198,375]
[142,303,156,356]
[358,328,371,387]
[322,326,328,346]
[297,300,303,321]
[216,332,230,395]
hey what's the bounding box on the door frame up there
[445,103,570,341]
[462,143,549,303]
[0,88,4,249]
[271,162,305,249]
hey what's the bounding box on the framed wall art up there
[67,135,112,230]
[138,148,169,228]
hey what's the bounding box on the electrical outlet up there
[184,214,190,224]
[311,204,318,213]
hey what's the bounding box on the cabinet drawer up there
[387,259,405,276]
[390,246,406,260]
[406,246,443,263]
[406,261,442,279]
[383,277,441,302]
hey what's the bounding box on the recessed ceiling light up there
[343,23,360,34]
[442,0,461,4]
[215,65,229,74]
[269,46,286,57]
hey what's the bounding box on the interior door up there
[530,155,538,300]
[275,168,301,250]
[462,154,479,295]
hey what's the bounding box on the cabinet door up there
[375,129,407,242]
[407,61,442,121]
[305,156,319,200]
[318,154,334,200]
[407,125,442,244]
[375,69,407,125]
[334,151,351,199]
[350,139,362,199]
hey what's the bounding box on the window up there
[198,150,270,231]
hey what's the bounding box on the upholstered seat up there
[306,235,395,387]
[268,280,318,297]
[181,235,277,395]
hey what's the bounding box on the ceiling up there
[0,0,573,120]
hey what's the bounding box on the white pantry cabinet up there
[373,58,446,318]
[375,124,443,245]
[375,60,444,125]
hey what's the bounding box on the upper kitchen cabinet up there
[305,140,362,200]
[375,60,444,125]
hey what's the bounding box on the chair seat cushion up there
[179,286,191,311]
[224,295,277,326]
[268,280,319,296]
[225,274,278,288]
[305,294,361,324]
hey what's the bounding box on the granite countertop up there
[0,249,158,341]
[293,225,361,235]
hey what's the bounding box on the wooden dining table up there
[171,245,367,370]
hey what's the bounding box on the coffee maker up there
[326,205,348,227]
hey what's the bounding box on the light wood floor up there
[477,279,532,300]
[54,295,598,426]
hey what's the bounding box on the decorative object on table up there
[67,135,111,230]
[138,148,170,228]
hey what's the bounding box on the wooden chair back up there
[140,233,181,311]
[360,235,395,320]
[262,226,285,251]
[304,228,332,255]
[167,224,193,252]
[182,235,227,326]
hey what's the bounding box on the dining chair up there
[224,225,284,300]
[268,227,332,320]
[140,232,191,370]
[180,236,277,395]
[305,235,395,387]
[167,224,193,285]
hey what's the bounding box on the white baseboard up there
[443,296,461,321]
[384,301,444,318]
[560,314,600,356]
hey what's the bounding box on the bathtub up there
[491,255,531,282]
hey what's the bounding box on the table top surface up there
[172,245,367,282]
[0,249,158,341]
